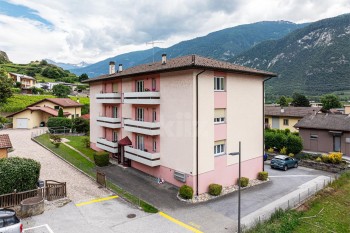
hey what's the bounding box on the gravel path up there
[4,128,111,203]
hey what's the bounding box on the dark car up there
[271,155,298,171]
[0,209,23,233]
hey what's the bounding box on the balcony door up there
[136,135,145,151]
[112,106,118,118]
[112,131,118,142]
[136,108,144,121]
[136,80,144,92]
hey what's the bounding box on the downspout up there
[196,69,206,196]
[262,77,273,171]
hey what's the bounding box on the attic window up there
[54,106,60,110]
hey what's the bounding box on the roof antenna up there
[146,39,164,63]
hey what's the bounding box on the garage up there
[16,118,28,129]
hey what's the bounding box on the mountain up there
[72,21,306,77]
[70,47,163,77]
[46,59,90,70]
[0,51,10,63]
[231,14,350,97]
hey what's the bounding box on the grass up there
[34,134,158,213]
[246,171,350,233]
[63,135,94,160]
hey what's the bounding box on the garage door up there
[17,118,28,129]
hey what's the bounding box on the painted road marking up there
[159,212,203,233]
[75,195,118,207]
[269,175,318,178]
[24,224,54,233]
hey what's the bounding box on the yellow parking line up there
[76,195,118,207]
[159,212,203,233]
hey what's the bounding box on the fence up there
[241,174,338,230]
[0,180,67,208]
[31,128,47,138]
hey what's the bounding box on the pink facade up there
[131,75,160,92]
[131,105,160,122]
[214,123,227,141]
[131,134,160,153]
[214,92,227,108]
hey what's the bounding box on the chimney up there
[109,61,115,74]
[280,108,285,113]
[191,54,195,64]
[161,54,167,64]
[118,64,123,72]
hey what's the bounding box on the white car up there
[0,209,22,233]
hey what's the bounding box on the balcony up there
[124,119,160,136]
[96,137,118,153]
[96,92,122,104]
[124,146,160,167]
[96,116,121,129]
[123,92,160,104]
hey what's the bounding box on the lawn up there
[63,135,94,161]
[246,171,350,233]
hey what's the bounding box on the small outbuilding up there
[0,134,12,158]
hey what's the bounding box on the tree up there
[278,96,288,107]
[320,94,342,110]
[52,84,71,98]
[291,93,310,107]
[58,108,64,117]
[0,69,13,104]
[79,73,89,82]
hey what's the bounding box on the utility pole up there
[146,40,164,63]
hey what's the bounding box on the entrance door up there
[17,118,28,129]
[136,135,145,150]
[334,136,341,152]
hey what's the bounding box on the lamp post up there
[229,141,241,233]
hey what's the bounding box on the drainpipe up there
[262,77,273,172]
[196,69,206,196]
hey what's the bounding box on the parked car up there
[270,155,298,171]
[0,209,23,233]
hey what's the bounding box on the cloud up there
[0,0,349,63]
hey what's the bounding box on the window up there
[214,77,225,91]
[153,139,157,152]
[136,135,145,150]
[214,143,225,155]
[112,106,118,118]
[54,106,60,110]
[152,78,156,91]
[283,119,289,126]
[113,131,118,142]
[310,134,318,139]
[214,117,225,123]
[136,80,144,92]
[112,83,118,93]
[136,108,144,121]
[152,109,157,122]
[214,108,226,124]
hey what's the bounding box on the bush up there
[258,171,268,181]
[322,152,342,164]
[179,185,193,199]
[208,184,222,196]
[288,153,294,157]
[285,134,303,154]
[49,134,61,142]
[0,157,41,195]
[265,130,302,155]
[10,88,21,94]
[47,117,72,128]
[267,148,274,153]
[238,177,249,187]
[72,117,89,133]
[82,136,90,148]
[280,147,287,155]
[93,151,109,167]
[315,157,322,162]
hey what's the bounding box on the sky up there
[0,0,349,64]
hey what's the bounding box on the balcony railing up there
[124,146,160,167]
[96,92,122,104]
[123,92,160,104]
[96,116,121,129]
[96,137,118,153]
[124,119,160,135]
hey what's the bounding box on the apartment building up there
[85,54,276,194]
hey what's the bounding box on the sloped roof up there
[265,106,322,117]
[295,113,350,131]
[0,134,12,149]
[9,72,36,80]
[84,54,277,83]
[29,98,83,108]
[7,106,70,117]
[118,136,132,146]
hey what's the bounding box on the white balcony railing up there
[96,92,122,104]
[96,137,118,153]
[96,116,121,129]
[124,119,160,135]
[123,92,160,104]
[124,146,160,167]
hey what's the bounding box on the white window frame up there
[152,109,157,122]
[136,135,145,151]
[112,106,118,118]
[214,77,225,91]
[136,108,144,121]
[214,143,225,156]
[136,80,144,92]
[283,119,289,126]
[152,78,156,91]
[112,131,118,142]
[214,117,225,124]
[153,139,157,152]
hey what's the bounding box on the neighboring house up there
[265,106,322,132]
[85,54,276,194]
[345,105,350,114]
[295,113,350,156]
[8,72,36,93]
[0,134,12,158]
[7,98,83,129]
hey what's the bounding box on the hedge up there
[0,157,41,195]
[265,129,303,154]
[47,117,72,128]
[208,184,222,196]
[72,117,89,133]
[93,151,109,167]
[179,185,193,199]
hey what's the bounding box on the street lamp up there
[229,141,241,233]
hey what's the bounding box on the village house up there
[0,134,12,158]
[85,54,276,194]
[8,72,36,93]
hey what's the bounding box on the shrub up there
[47,117,72,128]
[285,134,303,154]
[280,147,287,155]
[72,117,89,133]
[10,88,21,94]
[321,154,330,163]
[238,177,249,187]
[179,185,193,199]
[82,136,90,148]
[258,171,268,181]
[93,151,109,167]
[267,148,274,153]
[288,153,294,157]
[0,157,41,195]
[328,152,342,164]
[58,108,64,117]
[208,184,222,196]
[49,134,61,142]
[315,157,322,162]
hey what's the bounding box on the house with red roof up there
[7,98,83,129]
[0,134,12,158]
